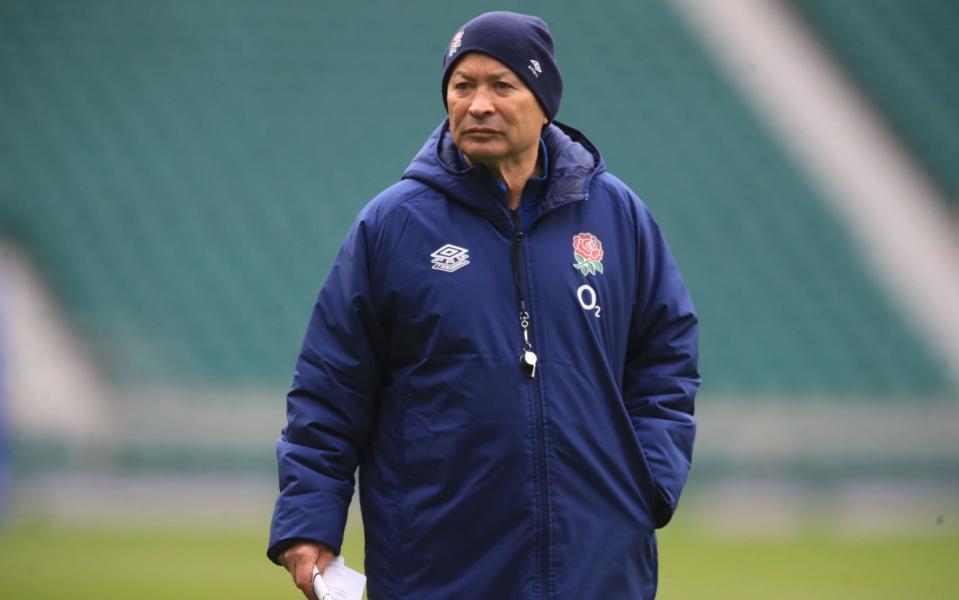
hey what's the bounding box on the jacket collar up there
[402,119,605,231]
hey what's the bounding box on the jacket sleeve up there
[267,215,386,564]
[624,202,700,528]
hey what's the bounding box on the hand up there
[280,541,336,600]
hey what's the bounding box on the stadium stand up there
[791,0,959,208]
[0,0,951,397]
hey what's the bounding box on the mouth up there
[464,128,500,135]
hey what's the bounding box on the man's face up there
[446,53,548,167]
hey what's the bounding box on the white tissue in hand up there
[313,556,366,600]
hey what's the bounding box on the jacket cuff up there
[267,536,341,566]
[267,492,350,564]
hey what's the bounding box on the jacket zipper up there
[510,212,551,597]
[512,227,537,379]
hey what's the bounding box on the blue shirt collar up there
[454,138,549,230]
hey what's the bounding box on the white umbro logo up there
[528,59,542,78]
[431,244,470,273]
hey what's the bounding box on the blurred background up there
[1,0,956,597]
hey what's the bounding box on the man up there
[269,11,699,599]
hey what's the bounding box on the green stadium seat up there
[0,0,950,395]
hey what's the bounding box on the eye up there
[494,81,514,90]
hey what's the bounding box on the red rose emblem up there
[572,232,605,276]
[572,233,603,262]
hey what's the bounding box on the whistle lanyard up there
[511,212,538,379]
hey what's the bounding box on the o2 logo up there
[577,284,601,318]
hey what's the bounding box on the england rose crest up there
[572,232,604,276]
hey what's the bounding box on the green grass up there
[657,527,959,599]
[0,522,956,598]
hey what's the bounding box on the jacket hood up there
[402,119,606,228]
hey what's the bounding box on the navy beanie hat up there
[442,11,563,121]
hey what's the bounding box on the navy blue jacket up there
[269,120,700,599]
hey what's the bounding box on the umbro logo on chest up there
[430,243,471,273]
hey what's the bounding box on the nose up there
[468,85,495,118]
